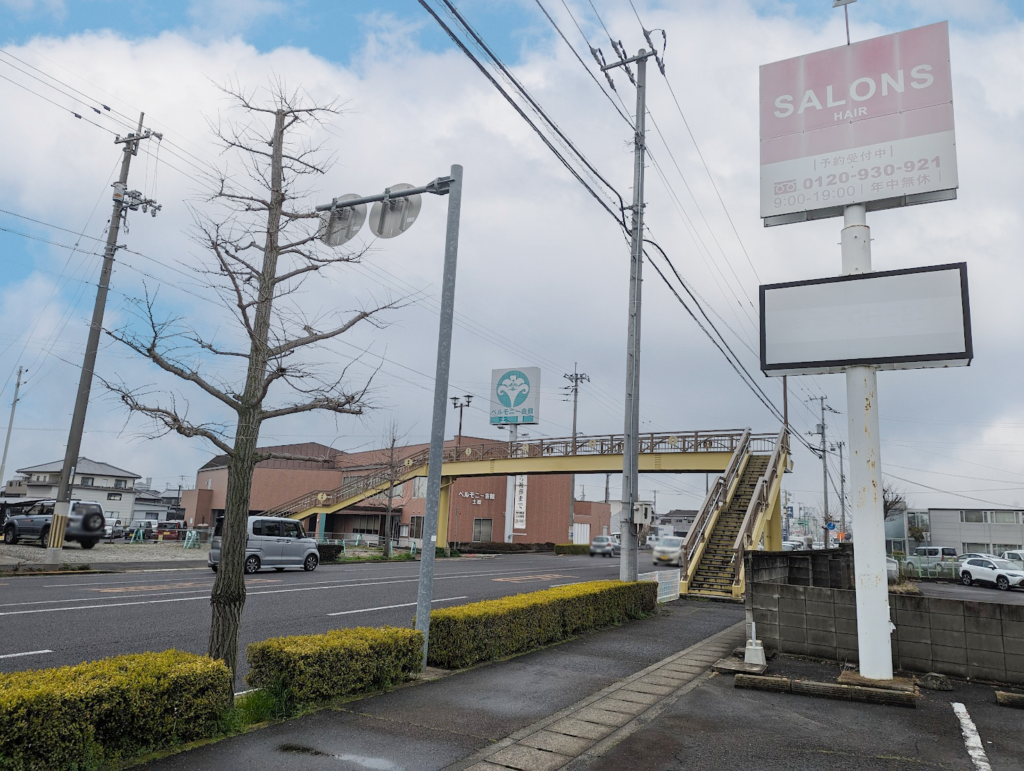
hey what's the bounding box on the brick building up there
[182,439,612,546]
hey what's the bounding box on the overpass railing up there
[260,428,778,519]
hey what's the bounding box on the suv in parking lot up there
[2,499,106,548]
[209,515,319,574]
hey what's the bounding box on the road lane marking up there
[327,596,468,616]
[0,567,617,616]
[0,649,53,659]
[952,702,992,771]
[492,574,571,583]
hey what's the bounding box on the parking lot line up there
[326,596,468,616]
[0,649,53,660]
[952,702,992,771]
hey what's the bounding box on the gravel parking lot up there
[0,540,210,565]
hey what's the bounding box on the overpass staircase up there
[681,428,789,600]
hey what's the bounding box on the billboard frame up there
[759,262,972,375]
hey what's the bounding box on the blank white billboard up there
[760,263,972,376]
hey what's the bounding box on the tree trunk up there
[207,108,287,692]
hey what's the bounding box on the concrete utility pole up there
[602,48,655,583]
[563,364,588,542]
[46,115,161,563]
[450,395,473,446]
[842,202,892,680]
[0,366,24,489]
[833,441,847,540]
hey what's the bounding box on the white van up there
[209,515,319,574]
[1002,550,1024,568]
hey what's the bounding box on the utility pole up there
[833,441,847,540]
[604,474,610,504]
[46,115,162,564]
[0,366,25,489]
[450,395,473,446]
[563,364,588,543]
[602,48,655,583]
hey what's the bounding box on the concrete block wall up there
[750,583,1024,686]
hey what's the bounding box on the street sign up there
[760,22,957,225]
[319,194,367,247]
[760,263,972,376]
[368,184,422,238]
[490,367,541,425]
[827,522,836,531]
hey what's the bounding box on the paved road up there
[918,580,1024,605]
[0,554,623,681]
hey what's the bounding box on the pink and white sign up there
[760,22,957,222]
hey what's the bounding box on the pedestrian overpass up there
[260,427,789,599]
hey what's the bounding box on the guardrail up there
[731,427,790,590]
[260,427,776,519]
[681,429,751,579]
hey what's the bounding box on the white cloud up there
[0,5,1022,513]
[187,0,287,37]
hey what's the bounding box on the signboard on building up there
[760,21,957,225]
[490,367,541,425]
[760,263,972,376]
[513,475,527,529]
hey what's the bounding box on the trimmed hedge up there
[462,542,555,554]
[0,650,231,770]
[555,543,590,555]
[427,580,657,669]
[318,543,344,561]
[246,627,423,710]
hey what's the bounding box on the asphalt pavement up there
[918,580,1024,605]
[0,554,625,681]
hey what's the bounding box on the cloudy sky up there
[1,0,1022,524]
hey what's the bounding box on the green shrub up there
[554,543,589,555]
[461,542,555,553]
[0,650,231,771]
[318,544,344,561]
[246,627,423,710]
[427,580,657,669]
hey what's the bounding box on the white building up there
[10,457,140,525]
[885,507,1024,556]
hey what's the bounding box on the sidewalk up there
[142,599,745,770]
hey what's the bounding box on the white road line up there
[0,649,53,659]
[327,596,468,616]
[952,702,992,771]
[0,567,613,616]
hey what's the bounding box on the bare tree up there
[883,482,907,519]
[105,84,395,685]
[371,420,410,559]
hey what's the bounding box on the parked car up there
[886,557,900,583]
[960,558,1024,591]
[1001,550,1024,567]
[124,520,156,540]
[652,536,684,567]
[781,540,805,552]
[904,546,958,569]
[2,499,105,548]
[958,552,999,564]
[155,521,187,540]
[104,519,124,539]
[644,535,660,550]
[589,535,620,558]
[209,515,319,574]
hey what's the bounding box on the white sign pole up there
[841,203,893,680]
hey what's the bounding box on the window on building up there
[960,511,985,524]
[107,492,121,501]
[963,542,990,554]
[992,543,1023,555]
[409,516,424,539]
[114,479,127,489]
[80,477,95,487]
[472,518,493,542]
[992,511,1019,525]
[351,515,379,534]
[907,512,930,531]
[412,477,427,499]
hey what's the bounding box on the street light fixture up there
[451,395,473,446]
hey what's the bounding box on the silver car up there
[653,536,684,567]
[209,515,319,574]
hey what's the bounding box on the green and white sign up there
[490,367,541,425]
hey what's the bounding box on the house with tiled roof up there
[10,457,141,525]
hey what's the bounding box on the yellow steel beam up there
[291,451,736,522]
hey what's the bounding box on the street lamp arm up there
[315,177,453,212]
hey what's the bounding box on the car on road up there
[781,540,805,551]
[589,535,620,558]
[1000,550,1024,567]
[2,499,105,548]
[209,515,319,574]
[124,520,156,540]
[960,558,1024,591]
[652,536,685,567]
